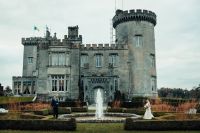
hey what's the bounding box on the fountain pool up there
[59,112,141,123]
[58,88,141,122]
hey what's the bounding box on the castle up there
[12,9,157,103]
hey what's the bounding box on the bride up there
[143,99,154,119]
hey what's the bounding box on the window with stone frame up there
[80,54,89,67]
[51,53,66,66]
[109,53,118,67]
[151,76,156,91]
[134,34,143,47]
[52,79,57,91]
[58,53,65,66]
[23,81,31,94]
[59,78,64,91]
[150,53,155,67]
[27,57,33,64]
[95,53,103,67]
[52,53,58,66]
[51,75,66,92]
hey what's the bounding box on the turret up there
[63,25,82,45]
[113,9,156,28]
[68,25,79,38]
[113,9,157,97]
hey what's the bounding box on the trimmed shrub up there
[106,108,124,113]
[123,108,144,115]
[152,112,167,117]
[59,107,71,114]
[20,113,45,119]
[124,118,200,130]
[122,101,135,108]
[0,118,76,130]
[131,97,147,108]
[71,107,88,112]
[48,107,71,114]
[34,109,49,116]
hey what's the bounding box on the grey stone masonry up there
[113,9,157,97]
[12,9,158,103]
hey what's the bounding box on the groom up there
[51,95,59,119]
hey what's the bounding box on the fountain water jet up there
[95,89,103,119]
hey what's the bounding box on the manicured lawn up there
[0,123,200,133]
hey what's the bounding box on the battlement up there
[80,43,127,50]
[22,37,64,46]
[22,37,49,45]
[113,9,156,28]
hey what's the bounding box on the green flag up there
[33,26,39,32]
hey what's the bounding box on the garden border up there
[124,118,200,130]
[0,118,76,131]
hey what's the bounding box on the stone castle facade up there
[12,9,157,103]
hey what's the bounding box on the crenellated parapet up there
[112,9,156,28]
[63,34,82,43]
[80,43,128,50]
[22,37,65,46]
[51,39,62,45]
[22,37,49,45]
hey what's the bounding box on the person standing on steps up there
[51,95,59,119]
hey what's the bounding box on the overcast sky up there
[0,0,199,90]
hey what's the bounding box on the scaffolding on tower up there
[110,19,115,44]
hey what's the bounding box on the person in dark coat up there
[51,96,59,119]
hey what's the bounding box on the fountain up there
[58,89,141,122]
[95,89,103,119]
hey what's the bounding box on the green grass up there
[0,96,33,104]
[0,123,200,133]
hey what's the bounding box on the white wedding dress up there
[143,101,154,119]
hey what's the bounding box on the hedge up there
[107,108,124,113]
[123,108,144,115]
[0,119,76,130]
[108,97,147,108]
[59,101,87,107]
[47,107,71,115]
[107,108,167,117]
[160,98,190,106]
[34,109,49,116]
[71,107,88,112]
[20,113,45,119]
[0,96,33,104]
[124,118,200,130]
[131,97,148,108]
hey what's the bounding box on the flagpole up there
[33,26,35,37]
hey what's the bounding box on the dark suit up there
[51,98,59,118]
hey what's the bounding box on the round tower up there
[113,9,157,97]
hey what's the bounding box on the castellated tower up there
[113,9,157,97]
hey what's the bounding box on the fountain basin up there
[58,113,141,123]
